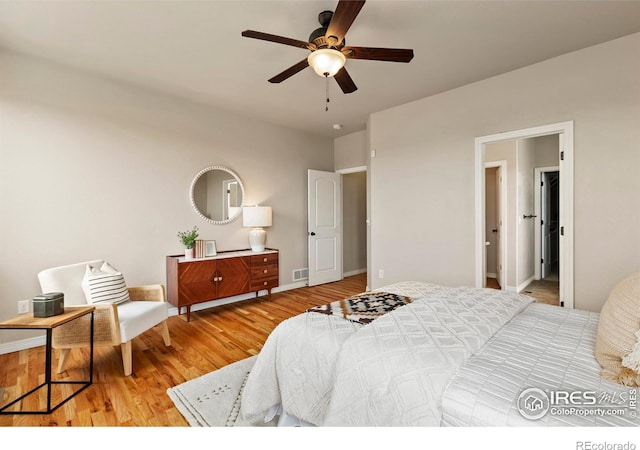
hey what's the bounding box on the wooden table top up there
[0,306,95,330]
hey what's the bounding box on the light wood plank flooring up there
[0,274,366,426]
[486,277,559,306]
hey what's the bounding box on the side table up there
[0,306,95,414]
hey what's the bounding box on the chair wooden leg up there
[56,348,71,374]
[159,320,171,346]
[121,341,132,376]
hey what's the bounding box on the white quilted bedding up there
[441,302,640,426]
[240,281,534,426]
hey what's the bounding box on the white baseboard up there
[167,280,308,316]
[0,281,310,355]
[486,272,497,279]
[343,268,366,278]
[517,275,536,293]
[0,335,46,356]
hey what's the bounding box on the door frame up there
[475,121,574,308]
[534,166,560,280]
[484,160,507,290]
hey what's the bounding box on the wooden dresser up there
[166,249,279,321]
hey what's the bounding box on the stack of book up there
[194,239,207,258]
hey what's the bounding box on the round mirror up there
[190,165,245,225]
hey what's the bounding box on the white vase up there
[185,248,195,259]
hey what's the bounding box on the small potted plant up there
[177,226,199,259]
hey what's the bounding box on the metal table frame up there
[0,307,94,415]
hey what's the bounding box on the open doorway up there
[485,161,506,290]
[341,170,367,279]
[475,121,574,308]
[535,167,560,281]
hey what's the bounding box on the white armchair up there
[38,259,171,376]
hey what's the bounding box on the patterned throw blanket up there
[306,291,412,325]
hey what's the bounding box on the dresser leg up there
[186,305,191,322]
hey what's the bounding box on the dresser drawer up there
[251,264,278,280]
[251,277,279,291]
[250,253,278,267]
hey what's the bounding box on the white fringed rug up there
[167,356,275,427]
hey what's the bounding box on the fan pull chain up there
[325,74,330,112]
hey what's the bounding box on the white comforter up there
[441,303,640,426]
[240,281,534,426]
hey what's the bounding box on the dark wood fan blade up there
[334,67,357,94]
[268,59,310,83]
[343,46,414,63]
[242,30,315,50]
[325,0,366,46]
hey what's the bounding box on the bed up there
[240,275,640,427]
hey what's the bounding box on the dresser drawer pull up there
[263,269,268,273]
[263,257,268,262]
[263,281,268,285]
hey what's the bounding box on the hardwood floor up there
[0,273,367,426]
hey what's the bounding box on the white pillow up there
[81,262,131,305]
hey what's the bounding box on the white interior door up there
[308,169,342,287]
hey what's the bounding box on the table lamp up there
[242,206,272,252]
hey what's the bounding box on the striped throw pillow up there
[81,262,131,305]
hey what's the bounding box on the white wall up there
[0,51,333,344]
[369,33,640,312]
[517,138,536,289]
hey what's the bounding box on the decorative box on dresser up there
[166,249,279,322]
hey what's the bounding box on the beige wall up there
[0,51,333,345]
[334,130,367,171]
[517,138,536,289]
[369,33,640,312]
[534,134,560,168]
[486,141,517,289]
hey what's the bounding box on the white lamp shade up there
[307,48,346,77]
[242,206,272,228]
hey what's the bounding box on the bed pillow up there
[81,262,131,306]
[595,272,640,386]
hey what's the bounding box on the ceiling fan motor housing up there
[309,10,344,49]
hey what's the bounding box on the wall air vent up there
[293,268,309,281]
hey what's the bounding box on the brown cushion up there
[595,272,640,386]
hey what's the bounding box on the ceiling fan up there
[241,0,414,94]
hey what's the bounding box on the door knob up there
[309,232,316,236]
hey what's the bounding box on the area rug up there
[167,355,275,427]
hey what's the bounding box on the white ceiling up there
[1,1,639,137]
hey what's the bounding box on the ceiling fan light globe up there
[307,48,346,78]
